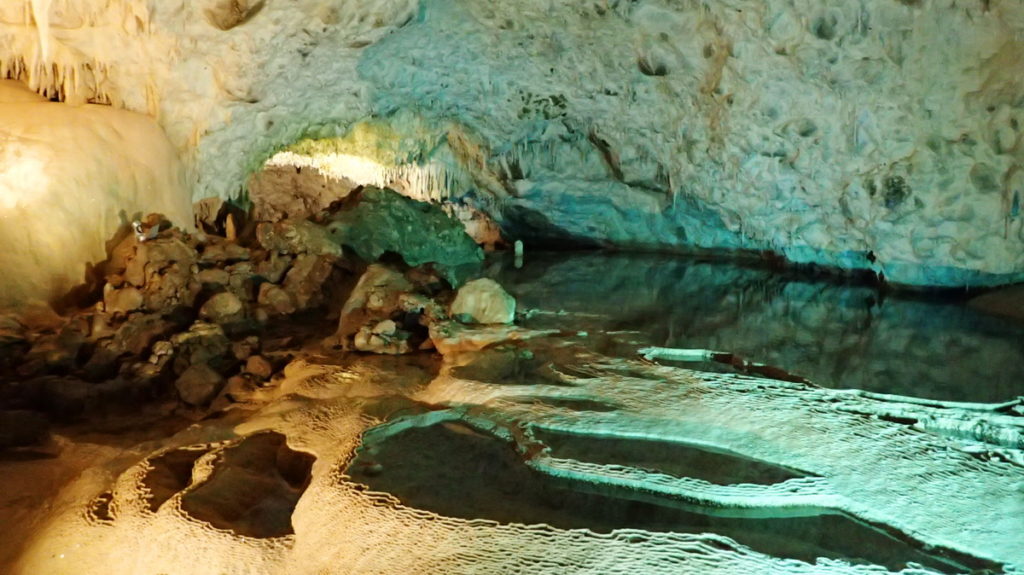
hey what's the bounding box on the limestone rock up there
[326,187,483,286]
[398,293,447,325]
[175,364,226,406]
[199,292,246,325]
[89,312,119,341]
[209,373,258,411]
[257,283,297,316]
[170,322,233,375]
[254,252,293,284]
[248,163,357,221]
[427,321,555,356]
[450,278,516,325]
[149,340,175,367]
[225,262,258,301]
[119,359,172,390]
[103,285,144,316]
[122,237,201,312]
[244,355,273,380]
[21,326,86,375]
[81,314,176,380]
[193,197,225,233]
[111,313,177,357]
[231,336,260,361]
[353,321,412,355]
[256,220,342,257]
[197,268,231,290]
[199,242,250,266]
[336,264,414,347]
[282,254,338,310]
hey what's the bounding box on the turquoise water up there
[348,421,995,573]
[490,252,1024,403]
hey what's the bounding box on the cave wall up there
[0,80,190,308]
[0,0,1022,289]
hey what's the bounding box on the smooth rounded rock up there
[199,292,245,325]
[450,279,516,325]
[175,364,226,406]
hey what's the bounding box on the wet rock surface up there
[0,193,504,435]
[326,186,483,286]
[180,432,315,538]
[493,252,1024,403]
[3,245,1022,575]
[450,278,516,324]
[175,364,226,407]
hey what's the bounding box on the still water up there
[348,421,994,574]
[489,252,1024,403]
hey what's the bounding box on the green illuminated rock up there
[327,187,482,287]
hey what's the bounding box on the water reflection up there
[490,252,1024,403]
[348,421,988,574]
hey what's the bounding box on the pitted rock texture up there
[326,187,483,287]
[3,1,1022,286]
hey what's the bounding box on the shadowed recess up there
[141,447,208,512]
[180,432,315,538]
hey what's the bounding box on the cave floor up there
[3,252,1023,574]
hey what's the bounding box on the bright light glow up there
[268,151,457,203]
[0,80,190,308]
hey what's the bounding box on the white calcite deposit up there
[0,80,191,307]
[0,0,1022,291]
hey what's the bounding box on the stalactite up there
[267,151,471,203]
[29,0,51,62]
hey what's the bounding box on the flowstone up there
[13,332,1023,575]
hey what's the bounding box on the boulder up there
[243,355,273,380]
[254,251,293,284]
[175,364,226,406]
[81,313,176,380]
[226,262,258,301]
[170,322,233,375]
[450,278,516,324]
[335,264,413,347]
[231,336,261,361]
[111,313,177,356]
[197,268,231,290]
[199,292,246,325]
[326,187,483,286]
[256,219,342,257]
[353,320,412,355]
[122,237,201,311]
[257,283,297,316]
[198,241,250,266]
[103,285,144,316]
[282,254,338,310]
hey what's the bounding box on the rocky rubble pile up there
[0,187,516,450]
